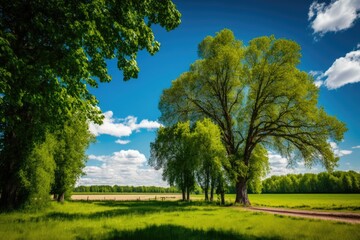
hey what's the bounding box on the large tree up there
[0,0,181,209]
[159,29,346,205]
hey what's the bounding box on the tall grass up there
[0,200,358,240]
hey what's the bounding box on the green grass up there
[248,194,360,212]
[0,199,359,240]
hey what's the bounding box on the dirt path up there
[243,206,360,224]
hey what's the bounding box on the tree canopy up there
[0,0,181,210]
[149,119,228,202]
[159,29,346,205]
[150,121,198,201]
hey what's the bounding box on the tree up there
[18,132,56,210]
[193,118,227,202]
[51,114,94,202]
[159,29,346,205]
[149,121,198,201]
[0,0,181,209]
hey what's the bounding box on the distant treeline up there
[74,185,181,193]
[261,171,360,193]
[74,171,360,194]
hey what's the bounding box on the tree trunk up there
[235,176,250,205]
[186,188,190,201]
[204,187,209,201]
[57,193,65,203]
[210,185,214,202]
[0,180,18,210]
[182,189,186,201]
[0,131,26,210]
[220,191,225,205]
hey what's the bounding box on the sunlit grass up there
[0,200,359,240]
[247,194,360,212]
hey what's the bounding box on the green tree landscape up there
[0,0,359,239]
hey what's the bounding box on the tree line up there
[261,171,360,194]
[74,185,180,193]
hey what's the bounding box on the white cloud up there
[309,70,325,87]
[308,0,360,36]
[89,111,162,138]
[115,139,131,145]
[329,141,353,157]
[352,145,360,149]
[324,50,360,89]
[309,49,360,89]
[78,150,167,186]
[267,142,352,176]
[267,152,321,176]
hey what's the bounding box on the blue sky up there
[78,0,360,186]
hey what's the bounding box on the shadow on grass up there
[76,224,282,240]
[31,201,217,222]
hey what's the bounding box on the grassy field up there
[242,194,360,212]
[0,194,359,240]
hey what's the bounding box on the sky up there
[77,0,360,186]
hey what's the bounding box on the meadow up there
[0,194,359,240]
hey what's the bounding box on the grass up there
[190,193,360,212]
[0,197,359,240]
[249,194,360,212]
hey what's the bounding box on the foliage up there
[0,200,359,240]
[19,133,56,210]
[51,115,95,202]
[149,121,199,200]
[262,171,360,194]
[0,0,181,209]
[193,118,228,201]
[74,185,180,193]
[158,29,346,204]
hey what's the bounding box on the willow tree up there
[159,29,346,205]
[149,121,198,201]
[0,0,180,209]
[193,118,227,202]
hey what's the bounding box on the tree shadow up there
[31,201,215,222]
[76,224,282,240]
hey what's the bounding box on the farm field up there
[71,194,182,201]
[1,194,358,240]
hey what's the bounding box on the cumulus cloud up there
[329,141,353,157]
[268,142,352,176]
[309,49,360,89]
[115,139,131,145]
[78,150,167,186]
[267,152,320,176]
[323,50,360,89]
[89,111,162,138]
[352,145,360,149]
[308,0,360,36]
